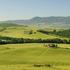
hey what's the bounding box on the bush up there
[48,44,58,48]
[29,30,33,34]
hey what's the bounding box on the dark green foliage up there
[38,29,70,38]
[33,64,52,67]
[0,36,70,44]
[53,29,56,33]
[37,30,49,34]
[48,44,58,48]
[55,29,70,38]
[29,30,33,34]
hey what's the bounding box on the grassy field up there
[0,43,70,70]
[0,26,70,70]
[0,26,68,40]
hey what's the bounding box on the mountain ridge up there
[0,16,70,29]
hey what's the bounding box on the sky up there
[0,0,70,21]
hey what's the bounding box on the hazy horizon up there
[0,0,70,21]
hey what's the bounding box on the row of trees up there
[37,30,50,34]
[0,36,70,44]
[53,29,70,38]
[38,29,70,38]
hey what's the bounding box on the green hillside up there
[0,23,69,70]
[0,23,19,27]
[0,25,68,40]
[0,43,70,70]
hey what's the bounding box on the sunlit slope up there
[0,26,68,39]
[0,44,70,70]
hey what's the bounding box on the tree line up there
[38,29,70,38]
[53,29,70,38]
[0,36,70,44]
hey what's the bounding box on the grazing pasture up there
[0,43,70,70]
[0,26,70,70]
[0,26,68,40]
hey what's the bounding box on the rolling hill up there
[1,16,70,29]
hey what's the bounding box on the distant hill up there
[1,16,70,29]
[0,23,19,27]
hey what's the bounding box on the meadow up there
[0,43,70,70]
[0,26,70,70]
[0,26,68,40]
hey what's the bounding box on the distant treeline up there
[37,30,50,34]
[53,29,70,38]
[38,29,70,38]
[0,36,70,44]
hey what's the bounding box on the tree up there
[29,30,33,34]
[48,44,58,48]
[53,29,56,33]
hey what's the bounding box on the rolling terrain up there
[0,43,70,70]
[0,24,68,40]
[2,16,70,29]
[0,21,70,70]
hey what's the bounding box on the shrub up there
[48,44,58,48]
